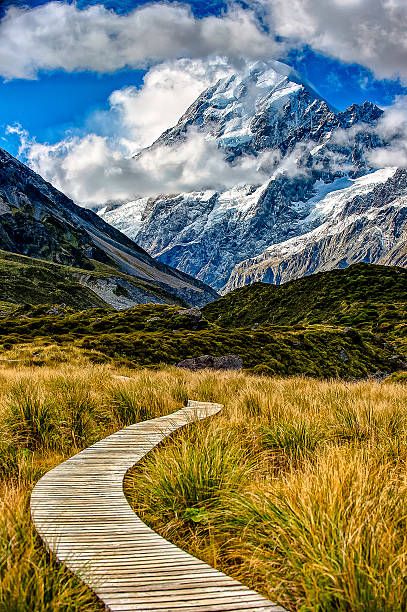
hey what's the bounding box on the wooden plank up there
[31,401,286,611]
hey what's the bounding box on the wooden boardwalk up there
[31,400,285,611]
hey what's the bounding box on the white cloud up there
[11,124,273,207]
[0,1,278,80]
[12,62,405,208]
[1,0,405,86]
[368,96,407,167]
[263,0,407,81]
[6,57,259,206]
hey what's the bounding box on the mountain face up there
[100,60,406,291]
[0,147,218,307]
[226,168,407,289]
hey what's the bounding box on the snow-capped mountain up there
[150,59,382,172]
[226,168,407,289]
[100,60,406,291]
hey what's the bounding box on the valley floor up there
[0,363,406,611]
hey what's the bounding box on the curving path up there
[31,400,285,611]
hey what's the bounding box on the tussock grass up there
[134,422,255,528]
[109,372,179,427]
[125,373,407,611]
[0,364,406,610]
[6,382,55,451]
[223,448,407,611]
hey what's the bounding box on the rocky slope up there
[0,147,218,307]
[100,60,406,291]
[226,168,407,289]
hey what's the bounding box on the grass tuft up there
[5,382,54,451]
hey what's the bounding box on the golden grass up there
[0,364,406,610]
[0,364,182,610]
[125,372,407,611]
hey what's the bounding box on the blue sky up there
[0,0,406,157]
[1,0,406,158]
[0,0,232,154]
[0,0,406,209]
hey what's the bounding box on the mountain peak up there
[338,100,383,127]
[102,60,405,292]
[148,59,380,166]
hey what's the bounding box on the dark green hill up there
[203,263,407,333]
[0,263,405,379]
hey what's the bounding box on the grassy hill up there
[203,263,407,331]
[0,263,405,379]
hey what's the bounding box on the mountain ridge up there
[0,146,218,307]
[100,59,405,290]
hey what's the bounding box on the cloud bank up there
[12,126,273,207]
[264,0,407,82]
[4,1,407,208]
[10,60,407,209]
[368,96,407,167]
[7,58,252,207]
[1,0,406,83]
[0,1,277,79]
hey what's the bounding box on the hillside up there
[0,146,218,307]
[0,264,404,379]
[204,263,407,331]
[0,250,200,313]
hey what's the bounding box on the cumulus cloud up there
[1,0,406,86]
[0,1,278,80]
[263,0,407,82]
[11,124,273,207]
[105,58,232,153]
[11,89,407,208]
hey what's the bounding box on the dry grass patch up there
[125,374,407,611]
[0,364,406,610]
